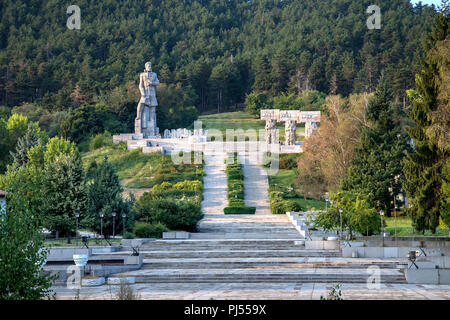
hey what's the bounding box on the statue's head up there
[145,61,152,72]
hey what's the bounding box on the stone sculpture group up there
[261,109,320,145]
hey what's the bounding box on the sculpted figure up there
[135,61,160,137]
[285,120,297,145]
[136,61,160,120]
[265,119,278,144]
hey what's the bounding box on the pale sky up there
[410,0,443,6]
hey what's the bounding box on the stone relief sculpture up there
[135,61,160,138]
[265,119,278,144]
[285,120,297,145]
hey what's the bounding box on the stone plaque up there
[260,109,279,121]
[279,110,300,122]
[298,111,320,123]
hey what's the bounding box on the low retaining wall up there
[46,264,142,286]
[163,232,190,239]
[354,237,450,249]
[46,247,121,262]
[305,240,339,250]
[406,269,450,285]
[120,239,155,248]
[342,246,443,258]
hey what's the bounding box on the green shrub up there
[270,200,286,214]
[229,199,245,206]
[123,231,135,239]
[224,206,256,214]
[135,198,203,232]
[133,222,169,238]
[173,180,203,191]
[279,153,299,170]
[89,131,113,151]
[269,191,302,214]
[283,200,303,212]
[151,181,173,192]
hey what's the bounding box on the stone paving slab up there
[142,257,405,263]
[52,283,450,300]
[117,267,404,276]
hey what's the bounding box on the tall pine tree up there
[403,9,449,233]
[84,156,134,236]
[342,73,410,215]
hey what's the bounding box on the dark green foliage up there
[315,191,381,236]
[149,189,203,205]
[41,154,88,237]
[10,124,41,168]
[0,0,436,116]
[88,132,114,151]
[269,191,303,214]
[403,10,449,233]
[84,156,135,236]
[279,153,299,170]
[133,222,168,239]
[135,197,203,232]
[245,92,272,117]
[342,74,411,215]
[224,206,256,215]
[0,188,54,299]
[224,152,255,213]
[123,231,135,239]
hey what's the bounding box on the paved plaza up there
[53,282,450,300]
[51,155,450,300]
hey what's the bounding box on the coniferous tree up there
[342,74,410,215]
[403,9,449,233]
[41,154,87,238]
[84,156,134,236]
[10,124,41,168]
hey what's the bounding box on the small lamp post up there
[122,212,127,236]
[325,198,330,211]
[99,211,104,245]
[379,210,384,247]
[112,211,116,239]
[75,212,80,246]
[338,208,343,240]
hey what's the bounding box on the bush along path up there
[224,153,256,214]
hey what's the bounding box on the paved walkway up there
[53,283,450,300]
[50,151,450,300]
[201,152,228,216]
[240,154,271,215]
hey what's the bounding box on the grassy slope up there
[268,168,326,210]
[82,145,203,198]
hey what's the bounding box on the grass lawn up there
[385,215,449,236]
[197,111,305,141]
[268,168,326,211]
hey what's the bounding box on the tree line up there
[298,8,449,234]
[0,0,438,139]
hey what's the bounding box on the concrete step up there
[146,239,301,245]
[189,233,301,239]
[197,227,299,233]
[141,250,341,258]
[131,273,406,284]
[142,261,400,269]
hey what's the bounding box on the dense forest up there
[0,1,438,129]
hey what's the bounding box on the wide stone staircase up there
[116,152,406,285]
[119,238,406,284]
